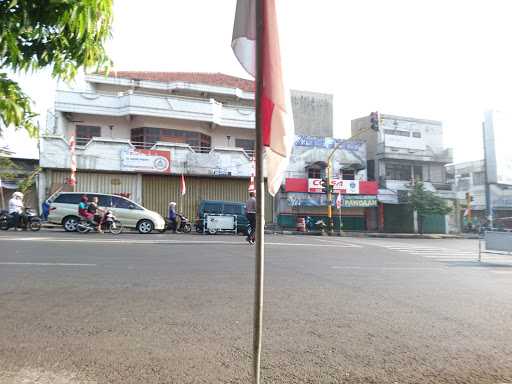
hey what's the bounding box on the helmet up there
[81,195,89,202]
[169,201,176,206]
[12,191,24,199]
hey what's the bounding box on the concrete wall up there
[54,113,255,149]
[291,90,333,137]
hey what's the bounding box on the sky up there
[8,0,512,162]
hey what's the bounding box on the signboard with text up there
[120,148,171,173]
[308,178,360,194]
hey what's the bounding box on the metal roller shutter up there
[142,175,274,223]
[48,171,140,203]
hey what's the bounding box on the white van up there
[48,192,165,234]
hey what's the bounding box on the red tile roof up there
[103,71,255,92]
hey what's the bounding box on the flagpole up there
[253,0,265,382]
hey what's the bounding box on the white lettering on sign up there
[308,179,360,194]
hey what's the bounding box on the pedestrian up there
[245,191,256,242]
[168,202,177,233]
[8,191,25,230]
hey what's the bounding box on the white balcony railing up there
[40,135,255,177]
[55,90,255,129]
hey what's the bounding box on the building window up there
[76,125,101,146]
[308,168,322,179]
[130,128,211,152]
[413,165,423,181]
[412,131,422,138]
[473,171,485,185]
[341,169,355,180]
[385,163,412,181]
[235,139,255,155]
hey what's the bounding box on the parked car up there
[195,200,248,234]
[48,192,166,234]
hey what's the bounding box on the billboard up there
[484,110,512,185]
[120,148,171,173]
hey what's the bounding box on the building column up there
[378,203,384,232]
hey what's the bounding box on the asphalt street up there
[1,230,512,383]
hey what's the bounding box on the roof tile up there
[103,71,255,92]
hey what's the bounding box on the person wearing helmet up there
[8,191,25,230]
[78,195,94,222]
[168,201,177,233]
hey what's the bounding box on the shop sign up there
[286,193,377,208]
[341,195,378,208]
[308,178,360,194]
[120,148,171,173]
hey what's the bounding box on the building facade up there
[351,113,455,233]
[446,160,512,229]
[39,72,333,223]
[277,136,379,231]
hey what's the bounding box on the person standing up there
[245,191,256,242]
[8,192,25,230]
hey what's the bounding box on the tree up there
[407,180,452,234]
[0,0,113,137]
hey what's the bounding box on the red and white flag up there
[232,0,294,196]
[336,193,342,210]
[180,174,186,196]
[248,157,256,192]
[69,136,77,186]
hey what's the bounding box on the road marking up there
[331,266,445,270]
[0,262,97,266]
[310,238,363,247]
[0,237,350,248]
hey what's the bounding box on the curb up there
[264,230,465,240]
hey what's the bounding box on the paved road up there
[1,230,511,383]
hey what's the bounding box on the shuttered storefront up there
[142,175,274,223]
[47,170,141,202]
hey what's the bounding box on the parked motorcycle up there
[0,208,41,231]
[77,210,123,234]
[163,213,192,233]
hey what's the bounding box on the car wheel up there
[137,219,154,234]
[63,216,79,232]
[207,228,217,235]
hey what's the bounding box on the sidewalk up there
[264,229,470,239]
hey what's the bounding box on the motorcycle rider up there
[8,191,25,230]
[168,202,177,233]
[87,196,105,233]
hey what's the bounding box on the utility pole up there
[326,142,343,234]
[482,122,493,228]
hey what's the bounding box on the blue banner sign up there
[294,135,364,151]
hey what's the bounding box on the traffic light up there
[370,111,380,131]
[320,178,328,193]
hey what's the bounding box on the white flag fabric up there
[336,193,342,210]
[232,0,294,196]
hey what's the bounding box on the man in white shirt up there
[8,191,24,230]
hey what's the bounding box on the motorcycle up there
[163,213,192,233]
[0,208,41,231]
[77,210,123,234]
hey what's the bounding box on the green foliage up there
[0,157,41,193]
[407,180,452,217]
[0,0,114,136]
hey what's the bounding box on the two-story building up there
[39,71,335,224]
[351,113,455,233]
